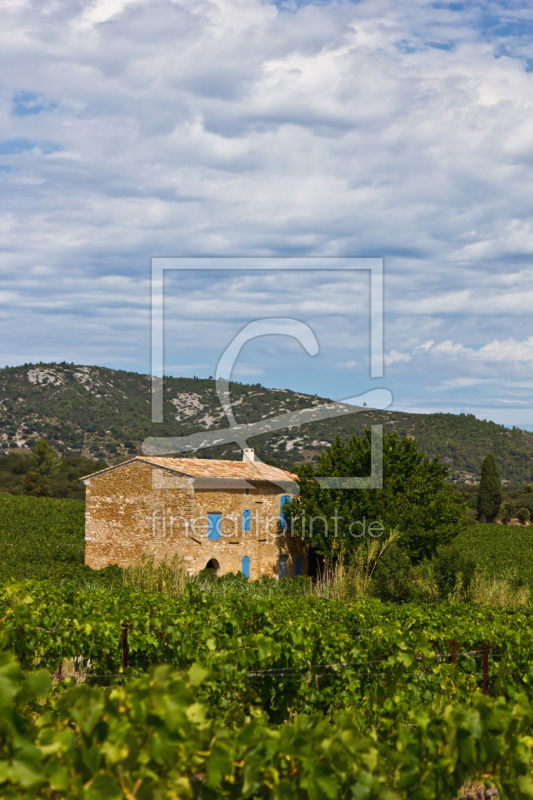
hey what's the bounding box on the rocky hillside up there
[1,362,533,485]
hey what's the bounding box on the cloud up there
[384,350,411,365]
[422,337,533,365]
[439,377,497,389]
[1,0,533,422]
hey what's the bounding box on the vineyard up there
[3,495,533,795]
[3,579,533,797]
[0,495,120,586]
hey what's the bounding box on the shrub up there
[433,545,476,600]
[500,500,516,525]
[370,544,413,603]
[517,507,530,525]
[465,508,478,524]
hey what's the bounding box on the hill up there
[1,361,533,484]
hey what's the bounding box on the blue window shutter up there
[280,495,291,529]
[208,513,221,540]
[243,509,251,532]
[295,557,302,576]
[242,556,250,579]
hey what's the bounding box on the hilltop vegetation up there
[0,450,106,499]
[1,361,533,484]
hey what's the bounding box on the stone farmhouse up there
[81,450,307,580]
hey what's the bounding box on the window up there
[241,556,250,579]
[208,513,221,540]
[295,557,302,577]
[279,554,288,579]
[280,495,291,529]
[243,509,251,532]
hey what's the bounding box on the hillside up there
[1,362,533,484]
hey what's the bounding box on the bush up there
[370,545,414,603]
[433,545,476,600]
[517,507,531,525]
[501,500,516,525]
[465,507,478,525]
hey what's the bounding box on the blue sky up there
[2,0,533,426]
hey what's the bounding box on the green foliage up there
[433,545,476,600]
[501,500,516,524]
[478,454,502,522]
[4,579,533,794]
[2,362,533,481]
[3,652,533,800]
[370,544,414,603]
[23,439,58,496]
[0,495,121,586]
[454,523,533,586]
[286,431,466,563]
[0,452,106,499]
[517,507,531,525]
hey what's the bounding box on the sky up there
[2,0,533,426]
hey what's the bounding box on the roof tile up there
[136,456,297,482]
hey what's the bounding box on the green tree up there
[500,500,516,525]
[284,431,466,563]
[370,545,414,603]
[477,454,502,522]
[24,439,58,497]
[517,507,530,525]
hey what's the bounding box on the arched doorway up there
[205,558,220,575]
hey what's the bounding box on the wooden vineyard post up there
[445,640,458,665]
[474,645,494,695]
[482,645,489,695]
[122,623,129,671]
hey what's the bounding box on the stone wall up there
[84,460,307,579]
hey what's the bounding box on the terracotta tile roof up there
[81,456,297,484]
[136,456,297,482]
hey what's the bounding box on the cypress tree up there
[477,454,502,522]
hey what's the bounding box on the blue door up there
[243,509,251,532]
[279,554,288,579]
[280,495,291,529]
[208,513,221,540]
[295,557,302,576]
[242,556,250,579]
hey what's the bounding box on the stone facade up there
[82,456,307,580]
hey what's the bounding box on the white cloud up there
[1,0,533,419]
[439,377,497,389]
[384,350,411,365]
[422,337,533,365]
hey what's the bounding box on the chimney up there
[243,448,255,462]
